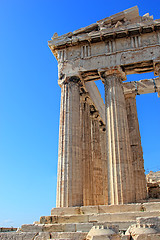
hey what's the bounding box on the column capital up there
[58,74,82,87]
[153,58,160,76]
[99,66,126,82]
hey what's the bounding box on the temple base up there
[1,201,160,240]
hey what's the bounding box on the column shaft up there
[91,118,104,205]
[104,73,135,205]
[56,80,83,207]
[80,100,93,206]
[125,95,147,201]
[100,129,108,205]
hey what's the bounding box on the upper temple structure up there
[48,6,160,207]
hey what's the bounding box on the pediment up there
[49,6,160,50]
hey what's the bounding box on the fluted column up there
[99,128,108,205]
[90,115,104,205]
[56,77,83,207]
[103,70,135,205]
[80,96,108,206]
[125,93,147,201]
[80,97,93,206]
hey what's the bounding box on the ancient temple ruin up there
[1,6,160,240]
[48,6,160,207]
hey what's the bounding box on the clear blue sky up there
[0,0,159,228]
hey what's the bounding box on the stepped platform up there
[0,201,160,239]
[37,201,160,231]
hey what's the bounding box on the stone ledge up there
[133,233,160,240]
[1,231,160,240]
[42,210,160,224]
[0,232,88,240]
[20,221,135,233]
[51,202,160,216]
[88,211,160,223]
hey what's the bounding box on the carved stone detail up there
[130,36,141,48]
[58,49,66,62]
[106,40,116,53]
[81,45,91,58]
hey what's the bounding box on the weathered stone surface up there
[40,216,58,224]
[50,232,87,240]
[123,77,160,96]
[103,70,135,205]
[0,231,87,240]
[76,223,93,232]
[51,202,160,216]
[0,232,37,240]
[134,233,160,240]
[21,224,44,232]
[34,232,51,240]
[125,216,160,240]
[63,223,76,232]
[57,214,89,224]
[147,171,160,183]
[80,206,99,215]
[86,225,120,240]
[98,204,142,214]
[85,81,105,124]
[42,223,64,232]
[126,224,158,235]
[56,79,83,208]
[143,202,160,211]
[146,171,160,198]
[88,211,160,223]
[51,206,80,216]
[125,94,147,201]
[136,216,160,227]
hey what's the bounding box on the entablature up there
[123,77,160,97]
[49,6,160,83]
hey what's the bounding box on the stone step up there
[51,201,160,216]
[47,232,88,240]
[40,210,160,224]
[21,221,134,233]
[0,232,87,240]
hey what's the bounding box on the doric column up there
[56,77,83,207]
[125,93,147,201]
[80,94,108,206]
[99,127,108,205]
[90,114,104,205]
[102,69,135,205]
[80,96,93,206]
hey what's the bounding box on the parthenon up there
[1,6,160,240]
[48,6,160,207]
